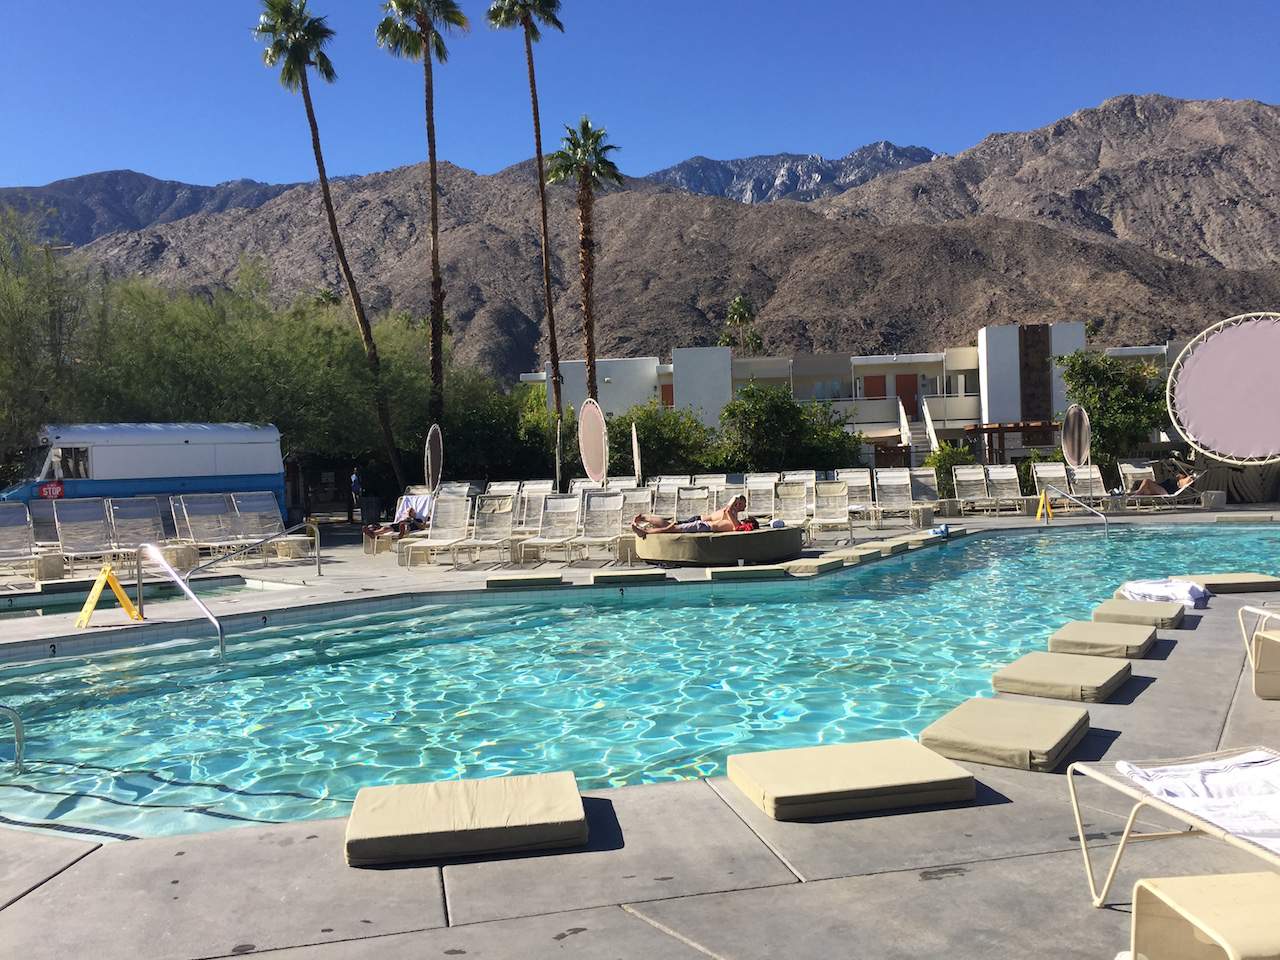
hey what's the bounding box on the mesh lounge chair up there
[952,465,994,513]
[909,467,941,504]
[693,474,728,498]
[619,486,654,526]
[179,494,247,555]
[0,502,38,579]
[453,494,516,565]
[675,485,711,520]
[1119,463,1204,511]
[1031,462,1074,508]
[398,494,470,567]
[873,468,913,518]
[774,482,809,540]
[650,479,682,519]
[27,499,57,546]
[782,470,817,513]
[1067,746,1280,907]
[606,477,639,490]
[571,490,625,562]
[569,478,603,494]
[108,497,168,552]
[836,468,874,521]
[984,465,1025,513]
[745,476,776,518]
[55,498,127,572]
[232,491,312,556]
[656,474,692,485]
[810,480,853,541]
[1066,464,1107,505]
[485,480,522,496]
[519,493,581,564]
[516,481,554,533]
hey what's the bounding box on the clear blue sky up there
[3,0,1277,187]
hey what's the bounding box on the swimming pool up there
[0,524,1274,838]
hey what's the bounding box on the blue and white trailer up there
[0,423,286,509]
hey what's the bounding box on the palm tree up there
[255,0,406,489]
[376,0,468,427]
[546,117,622,402]
[485,0,565,423]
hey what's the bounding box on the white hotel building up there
[521,321,1163,466]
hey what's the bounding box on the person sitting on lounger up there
[363,507,427,539]
[632,495,749,537]
[1128,473,1199,497]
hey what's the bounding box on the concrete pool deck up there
[0,508,1278,957]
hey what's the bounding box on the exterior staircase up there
[907,422,932,467]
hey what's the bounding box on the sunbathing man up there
[363,506,427,540]
[632,494,754,537]
[1128,472,1199,497]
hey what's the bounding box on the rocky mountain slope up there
[0,169,295,245]
[821,94,1280,270]
[642,141,937,203]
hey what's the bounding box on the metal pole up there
[0,705,24,774]
[136,550,145,619]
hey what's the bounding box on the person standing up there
[349,467,362,523]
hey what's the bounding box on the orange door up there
[660,383,674,407]
[863,374,886,399]
[895,374,919,418]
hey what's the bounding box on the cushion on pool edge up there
[919,698,1090,772]
[991,652,1131,702]
[727,740,975,821]
[1177,572,1280,593]
[345,771,587,866]
[1048,621,1156,658]
[1092,598,1185,628]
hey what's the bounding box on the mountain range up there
[5,94,1278,383]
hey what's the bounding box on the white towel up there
[1119,578,1210,608]
[1117,749,1280,855]
[394,494,433,523]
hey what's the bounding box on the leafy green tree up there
[376,0,468,426]
[486,0,566,424]
[922,441,976,498]
[718,383,862,472]
[1057,351,1167,479]
[254,0,406,489]
[546,116,622,402]
[607,401,718,479]
[717,294,763,355]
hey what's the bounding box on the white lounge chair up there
[655,474,691,485]
[1066,464,1107,504]
[569,478,602,494]
[516,481,554,534]
[606,477,639,490]
[55,498,127,572]
[1119,463,1205,511]
[398,494,470,567]
[782,469,817,513]
[810,480,853,541]
[952,465,993,513]
[107,497,169,552]
[675,485,711,520]
[519,493,581,564]
[178,493,248,556]
[1238,606,1280,700]
[232,491,312,558]
[27,499,58,546]
[453,493,516,565]
[619,486,653,523]
[774,482,809,540]
[836,468,874,521]
[745,476,776,518]
[571,490,625,562]
[1031,462,1074,508]
[909,467,941,505]
[984,464,1025,513]
[873,468,913,518]
[1067,746,1280,907]
[0,502,38,579]
[485,480,522,496]
[650,479,683,519]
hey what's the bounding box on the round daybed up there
[633,526,804,567]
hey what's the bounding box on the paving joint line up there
[701,776,808,882]
[621,902,728,959]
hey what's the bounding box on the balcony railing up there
[923,394,981,427]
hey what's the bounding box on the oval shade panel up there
[578,399,609,485]
[1061,404,1091,468]
[631,422,642,485]
[425,423,443,493]
[1168,313,1280,466]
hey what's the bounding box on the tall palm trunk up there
[420,16,446,427]
[299,70,406,491]
[576,173,598,401]
[521,17,563,423]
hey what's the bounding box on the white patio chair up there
[952,465,994,513]
[56,498,129,572]
[984,465,1025,512]
[836,468,874,521]
[1031,462,1074,508]
[810,480,853,541]
[675,485,711,520]
[774,482,809,539]
[620,486,654,527]
[0,502,38,579]
[485,480,522,496]
[178,493,247,556]
[569,478,603,494]
[745,476,776,518]
[872,469,913,517]
[453,493,516,565]
[107,497,168,552]
[571,490,625,562]
[909,467,941,504]
[397,494,471,567]
[656,475,692,485]
[27,499,58,546]
[782,469,817,513]
[606,477,639,490]
[1066,464,1107,505]
[651,479,683,519]
[519,493,582,564]
[516,480,555,532]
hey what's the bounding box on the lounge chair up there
[606,477,639,490]
[232,491,311,556]
[1119,463,1205,511]
[568,478,602,494]
[0,501,39,579]
[452,493,516,565]
[674,485,711,520]
[835,468,874,521]
[516,481,554,535]
[1066,746,1280,906]
[1130,872,1280,959]
[908,467,941,505]
[782,470,817,513]
[809,480,853,542]
[773,482,809,539]
[397,494,470,567]
[650,479,682,519]
[619,485,654,521]
[1031,462,1074,509]
[1066,464,1107,505]
[952,465,995,513]
[485,480,522,495]
[984,464,1026,513]
[345,770,587,866]
[1237,606,1280,699]
[107,497,169,552]
[655,474,691,485]
[178,493,248,555]
[693,473,728,495]
[872,468,913,518]
[744,476,776,518]
[55,498,127,572]
[570,489,624,562]
[519,493,581,564]
[27,499,58,546]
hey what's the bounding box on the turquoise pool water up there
[0,524,1275,838]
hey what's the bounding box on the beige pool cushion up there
[345,771,588,866]
[1177,572,1280,593]
[919,698,1089,772]
[1093,598,1185,629]
[991,652,1131,702]
[1047,621,1156,659]
[1254,630,1280,699]
[727,739,976,821]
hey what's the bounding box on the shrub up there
[607,401,717,479]
[717,383,862,473]
[1057,350,1167,479]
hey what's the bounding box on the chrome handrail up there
[182,522,321,582]
[1,705,24,774]
[135,544,227,659]
[1043,484,1109,535]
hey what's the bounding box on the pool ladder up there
[0,705,23,774]
[1042,484,1109,536]
[135,544,227,659]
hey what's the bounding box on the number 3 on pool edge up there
[49,643,56,657]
